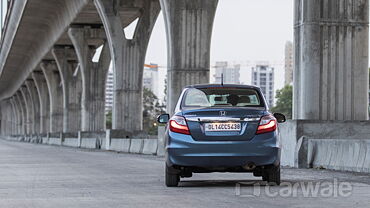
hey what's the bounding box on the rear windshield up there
[182,88,265,108]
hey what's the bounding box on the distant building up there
[105,64,160,112]
[213,61,240,84]
[143,63,159,98]
[252,64,275,107]
[105,71,114,112]
[284,41,294,85]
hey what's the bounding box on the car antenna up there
[221,73,224,86]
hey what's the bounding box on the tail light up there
[256,115,277,134]
[169,116,190,135]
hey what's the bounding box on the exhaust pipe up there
[243,162,256,171]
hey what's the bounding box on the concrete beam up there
[95,0,160,132]
[160,0,218,113]
[32,72,50,134]
[0,0,90,100]
[41,62,63,133]
[293,0,369,120]
[68,27,110,132]
[52,47,82,133]
[68,26,107,47]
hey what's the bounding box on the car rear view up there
[157,84,286,187]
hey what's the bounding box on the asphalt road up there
[0,139,369,208]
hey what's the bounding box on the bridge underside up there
[0,0,369,172]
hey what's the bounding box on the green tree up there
[271,85,293,119]
[105,89,165,132]
[143,88,165,135]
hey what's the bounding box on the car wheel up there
[165,165,180,187]
[266,165,281,186]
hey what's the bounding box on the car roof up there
[185,84,261,90]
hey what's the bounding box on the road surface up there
[0,139,369,208]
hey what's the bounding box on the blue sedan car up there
[158,84,286,187]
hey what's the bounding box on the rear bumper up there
[166,131,281,168]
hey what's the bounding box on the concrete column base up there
[280,120,370,173]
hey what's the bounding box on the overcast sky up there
[145,0,295,100]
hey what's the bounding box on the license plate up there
[204,123,241,132]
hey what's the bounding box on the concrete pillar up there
[6,101,12,135]
[0,102,4,135]
[68,27,110,132]
[9,99,17,135]
[20,86,34,134]
[0,101,6,135]
[294,0,369,120]
[2,101,7,135]
[1,100,10,135]
[0,103,3,135]
[32,72,50,134]
[25,80,41,134]
[10,97,22,134]
[95,0,160,131]
[1,102,8,136]
[9,98,19,135]
[14,92,26,134]
[160,0,218,113]
[0,100,12,136]
[52,47,82,133]
[41,62,64,133]
[3,101,11,136]
[6,101,11,135]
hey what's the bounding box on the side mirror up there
[273,113,286,123]
[157,114,170,124]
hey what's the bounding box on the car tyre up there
[165,165,180,187]
[266,165,281,186]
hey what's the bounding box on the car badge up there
[220,111,226,116]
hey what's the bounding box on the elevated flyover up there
[0,0,369,175]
